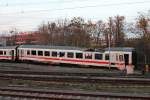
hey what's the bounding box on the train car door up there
[132,51,137,67]
[11,50,14,60]
[124,54,129,66]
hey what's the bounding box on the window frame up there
[95,53,103,60]
[0,51,3,55]
[31,50,37,55]
[52,51,57,57]
[76,52,83,59]
[44,51,50,56]
[59,52,65,58]
[27,50,30,55]
[38,51,43,56]
[4,51,6,55]
[105,54,109,60]
[85,52,93,59]
[67,52,74,58]
[119,55,124,61]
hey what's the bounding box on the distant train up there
[0,45,137,70]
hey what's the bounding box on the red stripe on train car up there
[0,56,12,58]
[21,56,110,64]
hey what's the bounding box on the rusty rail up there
[0,70,144,77]
[0,87,149,100]
[0,73,150,84]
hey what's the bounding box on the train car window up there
[38,51,43,56]
[85,53,92,59]
[27,50,30,55]
[0,51,3,55]
[20,50,24,56]
[119,55,123,61]
[121,55,123,61]
[52,51,57,57]
[4,51,6,55]
[31,50,36,55]
[116,54,118,61]
[44,51,50,56]
[9,51,11,55]
[59,52,65,57]
[124,54,129,65]
[105,54,109,60]
[95,54,103,60]
[67,52,74,58]
[76,53,83,59]
[11,50,14,57]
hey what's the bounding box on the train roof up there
[0,46,17,49]
[105,47,135,52]
[0,45,135,52]
[19,45,86,51]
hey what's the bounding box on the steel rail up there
[0,73,150,84]
[0,87,150,100]
[0,70,143,77]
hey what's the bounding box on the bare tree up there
[9,28,18,46]
[136,11,150,65]
[38,23,50,45]
[114,16,125,47]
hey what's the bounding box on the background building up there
[0,31,39,46]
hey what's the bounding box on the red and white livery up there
[0,45,137,70]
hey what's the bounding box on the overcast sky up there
[0,0,150,32]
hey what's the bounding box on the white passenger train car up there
[18,45,107,66]
[0,45,136,70]
[0,46,17,60]
[105,48,136,70]
[17,45,137,70]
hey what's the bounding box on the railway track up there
[0,70,149,99]
[0,70,150,84]
[0,69,144,77]
[0,87,149,100]
[0,70,126,77]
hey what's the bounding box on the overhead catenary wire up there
[0,0,95,7]
[0,0,150,31]
[0,14,139,26]
[1,1,150,15]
